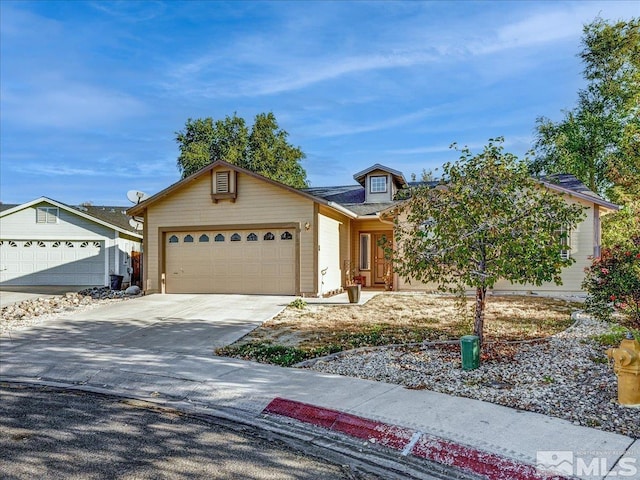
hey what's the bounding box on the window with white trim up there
[556,226,572,259]
[370,176,387,193]
[36,207,58,224]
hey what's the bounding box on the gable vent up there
[216,171,230,193]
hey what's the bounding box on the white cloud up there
[89,1,166,22]
[471,1,640,56]
[300,107,441,138]
[2,82,145,129]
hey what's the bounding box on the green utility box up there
[460,335,480,370]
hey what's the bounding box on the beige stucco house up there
[127,160,618,296]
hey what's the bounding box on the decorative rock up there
[125,285,141,296]
[1,286,133,334]
[308,317,639,439]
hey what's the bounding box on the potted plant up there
[343,260,361,303]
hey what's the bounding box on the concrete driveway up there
[1,294,291,356]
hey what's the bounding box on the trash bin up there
[460,335,480,370]
[109,274,124,290]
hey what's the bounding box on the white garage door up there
[0,240,105,286]
[165,228,296,295]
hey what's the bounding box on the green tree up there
[531,17,639,203]
[245,113,308,189]
[392,138,586,345]
[602,200,640,250]
[175,112,308,188]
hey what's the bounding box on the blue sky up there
[1,1,638,206]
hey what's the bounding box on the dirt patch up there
[222,293,578,354]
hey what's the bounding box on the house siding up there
[143,168,315,294]
[318,205,352,289]
[492,197,594,294]
[317,213,343,294]
[396,196,597,295]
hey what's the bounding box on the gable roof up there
[0,197,143,238]
[302,185,364,204]
[0,203,19,213]
[126,160,358,219]
[539,174,618,211]
[378,174,619,217]
[72,204,142,233]
[125,158,618,222]
[353,163,407,188]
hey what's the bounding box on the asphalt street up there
[0,384,378,480]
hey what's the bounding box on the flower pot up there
[346,284,361,303]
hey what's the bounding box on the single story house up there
[127,160,618,296]
[0,197,142,287]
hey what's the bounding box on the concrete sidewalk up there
[1,335,637,479]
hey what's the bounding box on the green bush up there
[288,298,307,309]
[582,235,640,326]
[216,342,341,367]
[589,325,639,347]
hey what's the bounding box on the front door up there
[373,232,391,285]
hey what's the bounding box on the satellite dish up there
[127,190,150,204]
[132,216,144,223]
[129,218,144,231]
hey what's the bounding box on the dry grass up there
[228,293,579,352]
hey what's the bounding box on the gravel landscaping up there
[1,287,137,334]
[307,313,640,439]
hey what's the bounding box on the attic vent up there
[216,171,230,193]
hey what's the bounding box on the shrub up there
[582,235,640,326]
[288,298,307,309]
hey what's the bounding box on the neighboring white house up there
[0,197,142,287]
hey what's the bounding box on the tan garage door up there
[165,228,296,294]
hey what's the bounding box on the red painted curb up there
[412,434,563,480]
[264,397,339,429]
[333,412,414,450]
[262,397,572,480]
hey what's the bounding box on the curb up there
[0,378,469,479]
[263,397,573,480]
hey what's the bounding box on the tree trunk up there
[474,286,487,346]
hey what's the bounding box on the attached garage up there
[0,240,105,286]
[164,228,297,295]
